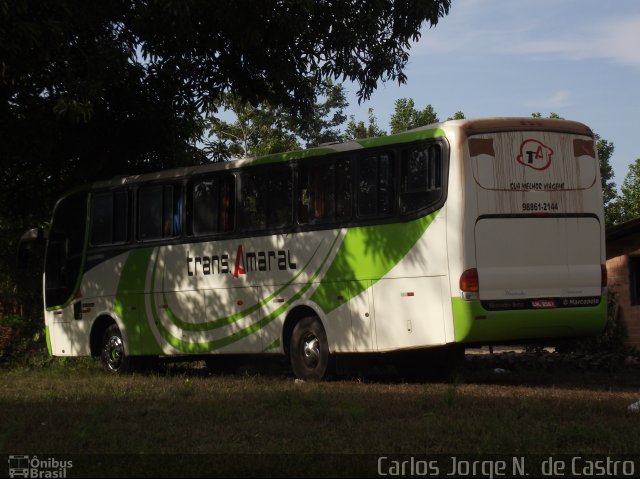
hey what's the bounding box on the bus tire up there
[289,316,332,381]
[100,324,133,373]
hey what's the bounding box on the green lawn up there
[1,356,639,476]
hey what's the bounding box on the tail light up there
[601,264,607,288]
[460,268,479,293]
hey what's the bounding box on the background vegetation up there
[1,0,638,367]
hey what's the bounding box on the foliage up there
[447,111,466,120]
[611,158,640,224]
[554,291,630,356]
[389,98,439,134]
[0,0,452,321]
[205,96,300,160]
[205,80,348,160]
[531,112,563,119]
[343,108,387,140]
[0,314,46,364]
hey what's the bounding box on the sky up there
[343,0,640,192]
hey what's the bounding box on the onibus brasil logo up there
[8,455,72,478]
[516,139,554,171]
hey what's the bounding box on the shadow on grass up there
[5,348,640,392]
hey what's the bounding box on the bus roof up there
[91,117,592,189]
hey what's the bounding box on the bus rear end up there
[453,118,607,343]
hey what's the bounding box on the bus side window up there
[138,183,182,241]
[399,144,443,215]
[192,174,235,235]
[239,166,291,232]
[90,190,130,246]
[267,167,292,228]
[239,171,267,231]
[356,153,394,218]
[91,192,114,245]
[298,158,351,225]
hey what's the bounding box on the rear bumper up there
[451,294,607,343]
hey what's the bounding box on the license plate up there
[531,299,556,308]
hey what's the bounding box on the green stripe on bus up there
[246,147,336,166]
[45,325,52,356]
[356,128,446,148]
[451,296,608,343]
[310,210,440,313]
[263,338,280,352]
[160,240,324,332]
[151,232,341,353]
[114,248,163,355]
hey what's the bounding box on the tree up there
[205,96,300,160]
[205,80,348,160]
[389,98,439,134]
[531,112,563,119]
[615,159,640,223]
[447,111,466,120]
[0,1,452,318]
[344,108,387,140]
[594,135,621,225]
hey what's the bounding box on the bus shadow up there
[143,350,640,392]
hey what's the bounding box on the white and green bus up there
[23,117,607,379]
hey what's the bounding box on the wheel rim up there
[301,333,320,369]
[103,335,124,371]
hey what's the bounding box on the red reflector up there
[460,268,479,293]
[601,264,607,287]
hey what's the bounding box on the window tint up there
[90,190,129,246]
[298,158,352,224]
[192,174,235,235]
[356,153,394,217]
[45,192,88,307]
[239,166,292,231]
[399,144,443,215]
[138,184,182,241]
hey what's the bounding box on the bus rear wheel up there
[100,324,132,373]
[289,316,332,380]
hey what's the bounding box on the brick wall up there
[606,235,640,348]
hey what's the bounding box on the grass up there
[1,356,639,476]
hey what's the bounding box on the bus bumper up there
[451,295,607,344]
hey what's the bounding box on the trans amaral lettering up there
[187,245,297,278]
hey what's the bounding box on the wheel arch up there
[282,303,327,356]
[89,313,124,357]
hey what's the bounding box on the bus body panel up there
[475,216,601,300]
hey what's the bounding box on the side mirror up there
[18,227,47,271]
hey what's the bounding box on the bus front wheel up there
[100,324,132,373]
[289,317,332,381]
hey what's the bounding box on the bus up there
[20,117,607,379]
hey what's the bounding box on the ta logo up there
[516,139,554,170]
